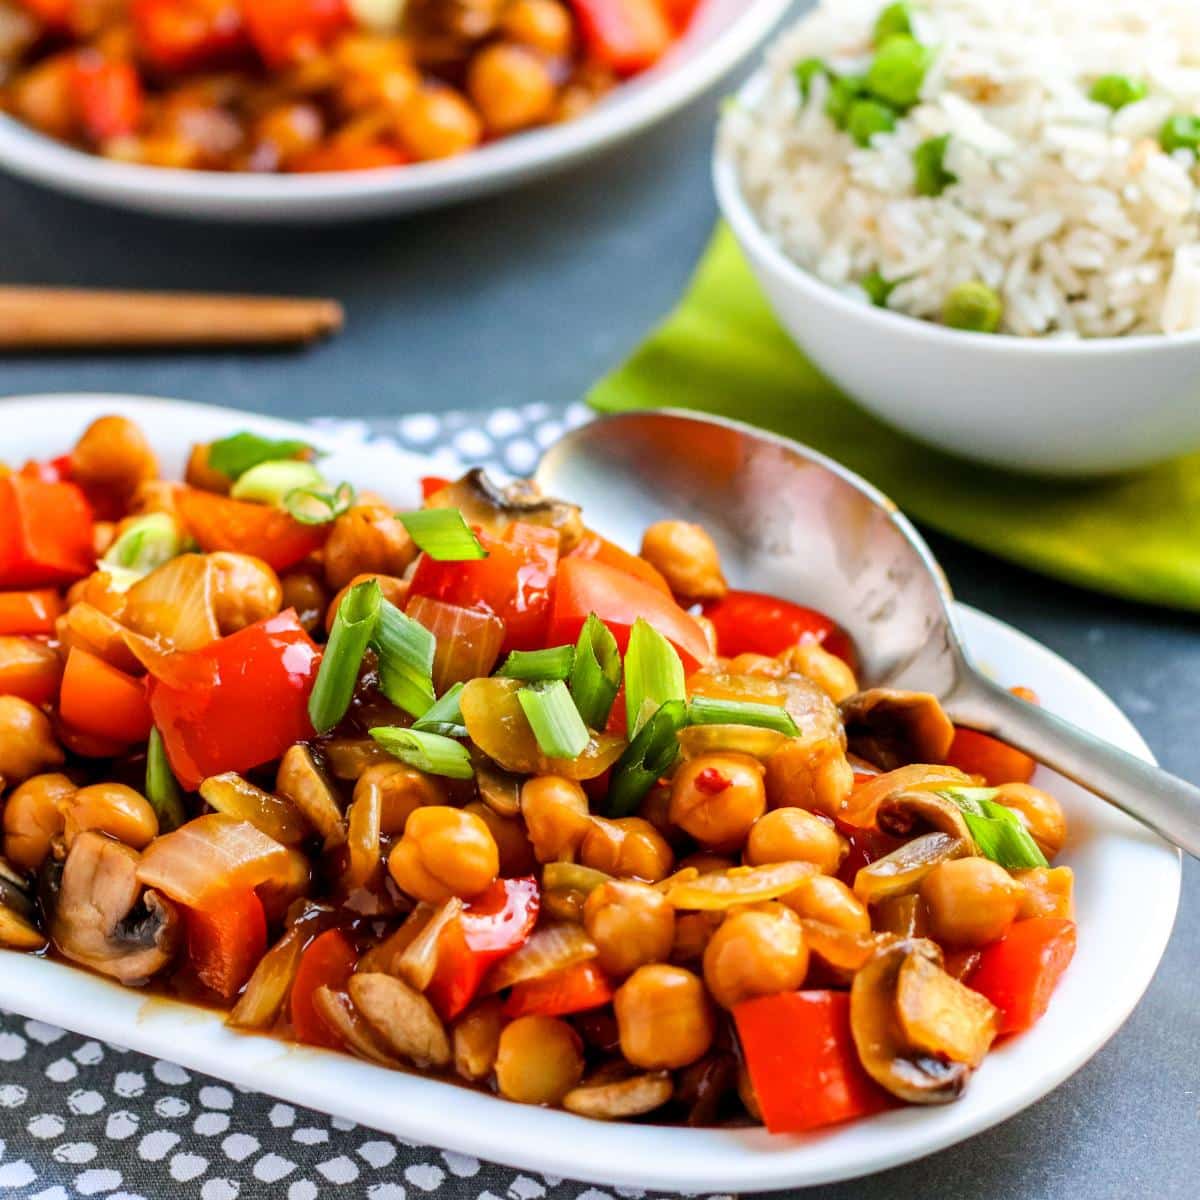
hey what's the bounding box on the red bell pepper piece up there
[967,917,1077,1035]
[70,54,143,142]
[291,142,409,172]
[734,990,892,1133]
[242,0,349,67]
[659,0,698,32]
[0,636,63,705]
[504,960,613,1018]
[419,476,452,501]
[60,647,153,744]
[568,0,673,75]
[185,888,268,1001]
[409,522,559,654]
[701,589,853,666]
[146,609,320,790]
[946,687,1039,786]
[0,476,94,588]
[566,530,671,595]
[547,556,710,670]
[291,928,358,1047]
[835,816,903,888]
[425,877,540,1020]
[19,455,74,484]
[132,0,248,72]
[176,487,327,574]
[0,589,63,636]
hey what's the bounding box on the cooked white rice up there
[720,0,1200,337]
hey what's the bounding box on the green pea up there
[866,34,932,110]
[825,74,866,129]
[943,281,1003,333]
[847,99,897,146]
[1089,75,1148,111]
[913,133,956,196]
[873,2,913,45]
[861,270,897,307]
[1160,114,1200,154]
[794,57,828,101]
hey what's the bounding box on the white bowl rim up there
[0,0,790,212]
[713,69,1200,354]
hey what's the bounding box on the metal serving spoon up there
[536,409,1200,858]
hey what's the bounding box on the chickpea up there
[453,996,506,1082]
[63,783,158,851]
[995,782,1067,858]
[326,572,408,633]
[583,879,675,977]
[701,910,809,1010]
[677,851,737,875]
[764,738,854,818]
[397,86,483,161]
[70,415,158,505]
[639,521,726,600]
[614,964,715,1069]
[669,754,765,851]
[745,807,845,874]
[780,642,859,704]
[185,443,231,494]
[781,874,870,934]
[465,801,536,877]
[1015,865,1074,921]
[387,805,499,903]
[323,505,417,592]
[671,911,722,963]
[0,637,63,705]
[3,772,74,871]
[502,0,573,57]
[280,570,328,635]
[467,43,556,134]
[356,763,446,835]
[920,857,1023,948]
[494,1015,584,1105]
[636,783,675,842]
[11,54,76,140]
[580,817,674,882]
[128,479,182,518]
[209,552,282,635]
[0,696,63,786]
[520,775,592,863]
[254,102,325,166]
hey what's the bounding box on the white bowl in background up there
[714,77,1200,477]
[0,0,789,223]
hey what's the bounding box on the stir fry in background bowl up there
[0,415,1076,1131]
[0,0,695,171]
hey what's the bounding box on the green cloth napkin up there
[589,226,1200,612]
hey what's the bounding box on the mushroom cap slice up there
[348,972,451,1068]
[562,1072,674,1119]
[312,986,405,1067]
[276,745,346,851]
[427,470,584,553]
[0,860,45,950]
[876,789,977,850]
[895,952,998,1069]
[840,690,955,770]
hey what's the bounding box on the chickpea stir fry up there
[0,0,692,172]
[0,416,1078,1132]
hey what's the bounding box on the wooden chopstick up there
[0,287,344,349]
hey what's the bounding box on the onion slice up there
[480,923,597,994]
[407,595,505,694]
[665,861,817,910]
[199,774,310,846]
[123,554,220,652]
[228,925,304,1030]
[396,897,463,992]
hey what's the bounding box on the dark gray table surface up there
[0,28,1197,1198]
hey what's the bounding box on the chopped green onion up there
[308,578,381,734]
[283,481,356,526]
[372,599,436,719]
[517,680,590,760]
[496,645,575,681]
[874,1,913,44]
[624,618,685,740]
[100,512,182,590]
[230,459,325,505]
[412,682,466,738]
[398,508,487,561]
[861,269,897,307]
[206,432,316,480]
[145,727,186,832]
[794,57,828,100]
[607,699,688,818]
[939,787,1049,870]
[370,727,474,779]
[913,133,956,196]
[686,696,799,736]
[569,613,621,730]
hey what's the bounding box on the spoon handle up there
[946,671,1200,858]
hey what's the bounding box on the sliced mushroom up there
[45,831,181,985]
[876,790,977,849]
[474,756,521,819]
[426,469,584,552]
[562,1071,674,1119]
[852,832,969,906]
[894,951,998,1069]
[312,986,406,1067]
[348,972,451,1068]
[0,857,45,950]
[850,939,984,1104]
[276,745,346,851]
[840,690,955,770]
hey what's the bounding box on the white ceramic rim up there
[0,393,1182,1192]
[713,70,1200,353]
[0,0,790,216]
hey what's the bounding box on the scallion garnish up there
[398,508,487,561]
[607,699,688,818]
[100,512,182,589]
[230,459,324,505]
[940,787,1049,870]
[517,680,590,760]
[283,481,356,526]
[207,432,316,480]
[412,682,466,738]
[497,645,575,681]
[623,618,685,740]
[569,613,621,730]
[370,727,474,779]
[145,727,186,832]
[308,578,381,734]
[686,696,799,736]
[372,599,436,719]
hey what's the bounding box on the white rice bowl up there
[720,0,1200,337]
